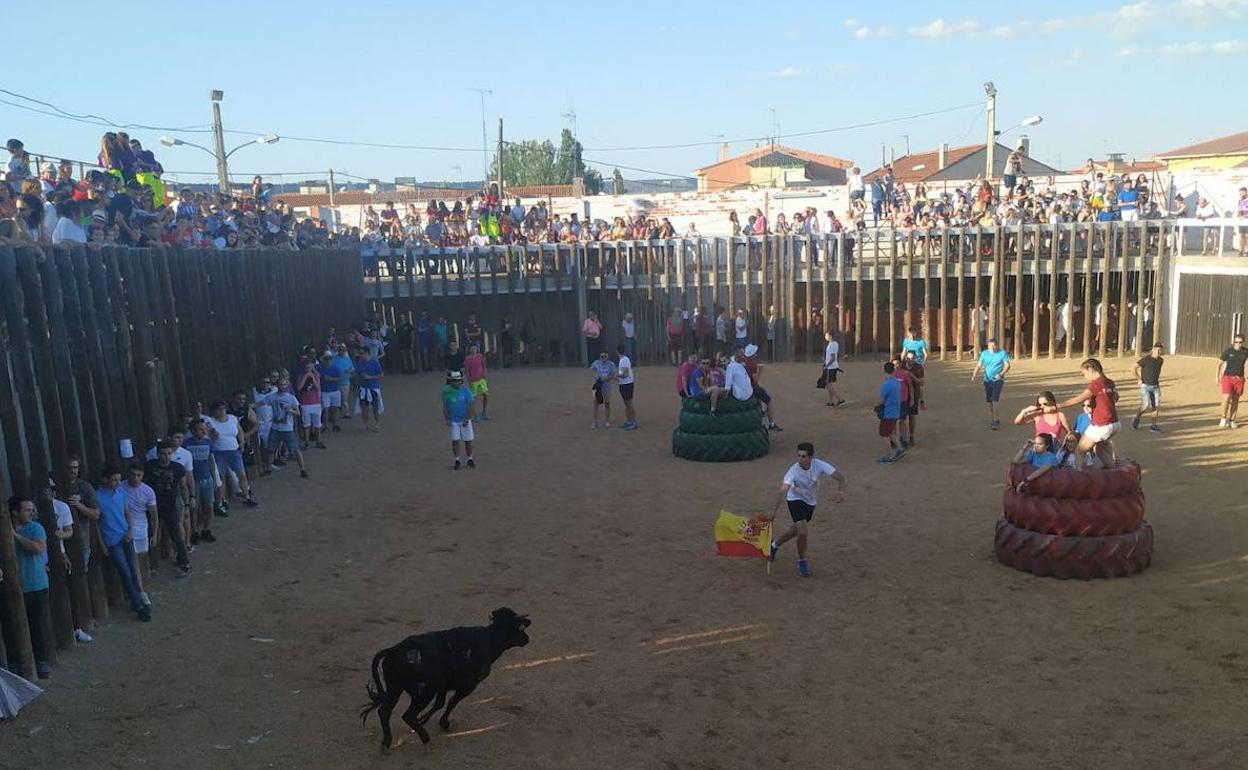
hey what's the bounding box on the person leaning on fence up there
[9,495,52,678]
[144,442,192,580]
[95,467,150,621]
[582,311,603,364]
[666,310,683,366]
[43,475,92,644]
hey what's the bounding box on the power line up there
[579,102,982,152]
[0,87,214,133]
[274,135,483,153]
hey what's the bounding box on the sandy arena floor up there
[6,354,1248,769]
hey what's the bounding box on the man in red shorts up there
[1217,333,1246,428]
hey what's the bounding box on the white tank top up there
[208,414,240,451]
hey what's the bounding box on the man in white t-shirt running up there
[764,442,847,578]
[616,343,637,430]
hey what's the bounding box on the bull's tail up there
[359,648,389,724]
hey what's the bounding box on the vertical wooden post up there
[973,226,983,358]
[1048,224,1060,359]
[1014,222,1025,360]
[835,233,846,352]
[786,236,797,361]
[871,233,881,356]
[1117,224,1132,356]
[1135,220,1148,352]
[1030,224,1042,360]
[955,229,965,360]
[936,230,946,360]
[822,235,832,346]
[905,229,915,336]
[1066,225,1079,360]
[0,250,35,679]
[853,232,863,356]
[888,231,897,356]
[1082,223,1096,359]
[1152,225,1166,349]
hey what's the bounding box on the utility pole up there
[328,169,336,207]
[769,108,779,146]
[899,134,910,156]
[210,89,229,194]
[470,88,493,186]
[984,81,997,179]
[497,118,504,201]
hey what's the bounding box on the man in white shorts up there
[296,357,325,450]
[442,370,477,470]
[317,352,345,433]
[123,462,157,605]
[764,442,848,578]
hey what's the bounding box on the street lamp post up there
[983,81,997,179]
[160,133,280,193]
[469,88,492,185]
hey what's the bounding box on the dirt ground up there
[5,353,1248,769]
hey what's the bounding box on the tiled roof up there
[694,143,853,174]
[864,144,981,184]
[1156,130,1248,159]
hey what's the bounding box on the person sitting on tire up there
[1056,358,1120,471]
[742,344,783,432]
[724,348,755,406]
[689,356,731,414]
[675,352,698,398]
[1055,431,1102,469]
[1011,433,1060,492]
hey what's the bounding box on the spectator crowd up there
[2,313,392,689]
[2,134,344,250]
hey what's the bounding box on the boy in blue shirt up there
[184,419,217,543]
[9,495,52,678]
[876,362,905,463]
[971,337,1012,430]
[442,370,476,469]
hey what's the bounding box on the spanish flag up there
[714,510,772,559]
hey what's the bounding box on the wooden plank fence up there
[362,222,1172,367]
[0,245,363,679]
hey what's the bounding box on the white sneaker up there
[1219,418,1229,428]
[74,628,93,643]
[141,592,152,607]
[1232,421,1239,429]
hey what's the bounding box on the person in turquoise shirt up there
[971,337,1012,430]
[901,327,929,365]
[9,495,51,678]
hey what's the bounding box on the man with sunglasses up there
[1217,334,1247,428]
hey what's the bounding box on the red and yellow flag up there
[714,510,771,559]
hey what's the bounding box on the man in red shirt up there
[675,352,697,397]
[1057,358,1119,470]
[890,355,916,448]
[902,351,925,445]
[295,358,325,450]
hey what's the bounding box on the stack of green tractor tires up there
[672,397,770,462]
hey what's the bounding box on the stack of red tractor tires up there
[994,460,1154,579]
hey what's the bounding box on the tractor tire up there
[1002,488,1144,537]
[680,397,758,416]
[672,428,770,462]
[1006,460,1141,500]
[994,517,1154,579]
[678,409,763,435]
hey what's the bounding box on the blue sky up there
[3,0,1245,186]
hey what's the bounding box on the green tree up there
[490,139,557,187]
[612,168,625,195]
[553,128,586,185]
